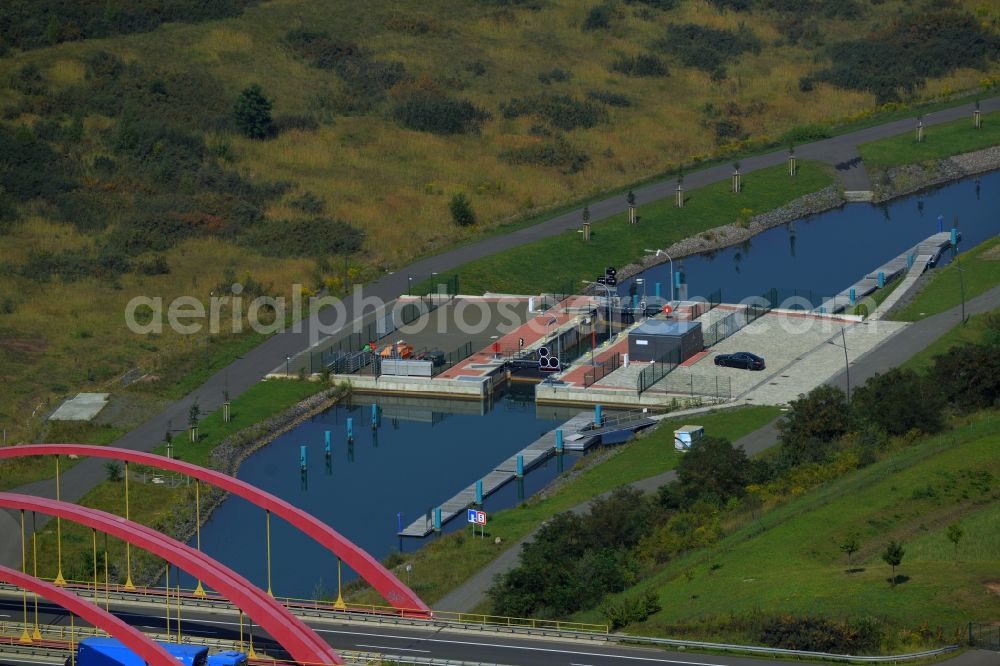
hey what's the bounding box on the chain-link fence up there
[637,347,682,395]
[583,353,621,388]
[969,623,1000,651]
[704,302,770,347]
[648,373,731,400]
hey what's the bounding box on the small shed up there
[673,424,705,452]
[627,320,703,363]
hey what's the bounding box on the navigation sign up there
[476,510,487,525]
[467,508,477,523]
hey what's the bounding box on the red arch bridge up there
[0,444,432,665]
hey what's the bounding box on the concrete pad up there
[49,393,110,421]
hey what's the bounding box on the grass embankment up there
[355,406,780,607]
[855,276,903,317]
[894,234,1000,321]
[577,413,1000,643]
[433,162,833,295]
[23,378,331,586]
[903,308,1000,373]
[858,110,1000,171]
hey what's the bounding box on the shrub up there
[624,0,678,9]
[600,590,662,630]
[611,53,669,77]
[586,89,632,107]
[273,114,319,134]
[814,11,1000,103]
[582,5,611,31]
[499,136,590,173]
[393,92,489,134]
[657,23,761,75]
[245,218,364,257]
[851,368,945,436]
[501,94,607,130]
[284,29,359,69]
[233,84,274,140]
[538,68,573,84]
[290,192,326,214]
[449,193,477,227]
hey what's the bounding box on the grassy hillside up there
[577,413,1000,648]
[2,0,1000,443]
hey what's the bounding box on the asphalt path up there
[4,598,997,666]
[2,96,1000,571]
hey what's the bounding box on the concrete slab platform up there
[49,393,110,421]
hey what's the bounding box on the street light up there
[827,328,850,403]
[644,249,675,302]
[583,280,614,344]
[407,275,413,297]
[285,355,291,376]
[952,231,968,326]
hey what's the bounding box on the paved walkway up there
[3,97,1000,570]
[434,286,1000,612]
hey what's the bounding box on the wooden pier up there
[397,411,654,537]
[816,232,956,314]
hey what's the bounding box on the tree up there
[233,84,273,139]
[673,436,749,507]
[582,204,591,223]
[188,399,200,428]
[839,533,860,565]
[881,540,905,585]
[852,368,944,436]
[626,189,636,206]
[946,523,963,560]
[104,462,122,482]
[777,385,850,467]
[449,193,476,227]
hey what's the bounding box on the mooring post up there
[433,508,442,532]
[475,480,483,505]
[849,288,856,306]
[655,283,661,299]
[371,403,378,428]
[951,227,958,247]
[516,455,524,478]
[324,431,331,457]
[347,417,353,442]
[878,272,885,289]
[300,445,307,472]
[594,404,603,427]
[555,429,564,453]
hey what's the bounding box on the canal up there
[188,171,999,600]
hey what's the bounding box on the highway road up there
[4,95,1000,571]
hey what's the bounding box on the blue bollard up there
[397,512,403,533]
[347,417,353,442]
[632,295,639,308]
[654,282,662,299]
[951,228,958,247]
[937,214,943,232]
[819,306,826,314]
[433,507,442,531]
[475,480,483,505]
[555,429,564,453]
[324,431,331,457]
[371,403,379,428]
[300,445,307,471]
[849,288,856,306]
[675,271,682,289]
[908,254,914,268]
[878,272,885,288]
[516,455,524,478]
[594,404,603,427]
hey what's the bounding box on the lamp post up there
[584,280,614,344]
[827,328,850,403]
[644,249,675,302]
[285,355,290,376]
[407,275,413,297]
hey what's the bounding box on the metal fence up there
[636,347,682,395]
[706,287,722,309]
[970,623,1000,651]
[583,353,621,388]
[759,287,824,310]
[703,302,770,347]
[648,373,732,400]
[433,341,475,376]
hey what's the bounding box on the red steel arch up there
[0,494,343,666]
[0,564,177,666]
[0,444,427,613]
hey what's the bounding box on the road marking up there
[356,644,430,653]
[313,628,728,665]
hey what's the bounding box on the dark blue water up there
[181,387,576,598]
[623,172,1000,304]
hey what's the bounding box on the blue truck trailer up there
[70,636,247,666]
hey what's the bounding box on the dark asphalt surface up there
[3,597,995,666]
[2,95,999,572]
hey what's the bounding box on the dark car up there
[714,352,765,370]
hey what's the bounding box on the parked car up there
[714,352,765,370]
